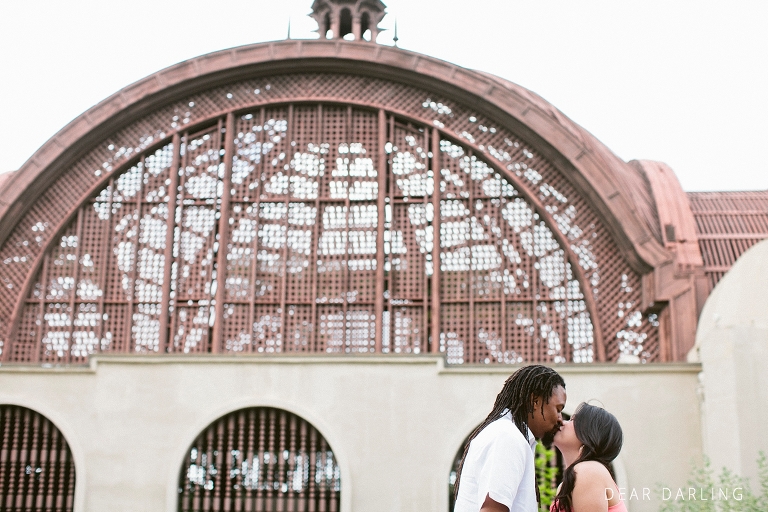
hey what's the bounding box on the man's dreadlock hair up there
[453,364,565,501]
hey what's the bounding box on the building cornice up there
[0,353,702,374]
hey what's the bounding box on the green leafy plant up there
[759,452,768,507]
[536,441,560,510]
[659,451,767,512]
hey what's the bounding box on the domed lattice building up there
[1,2,766,511]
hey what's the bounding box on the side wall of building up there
[0,358,701,512]
[696,238,768,486]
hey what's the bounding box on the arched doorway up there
[178,407,341,511]
[0,404,76,510]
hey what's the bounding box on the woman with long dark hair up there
[550,403,627,512]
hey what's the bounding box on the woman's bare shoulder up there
[572,460,612,481]
[571,461,618,509]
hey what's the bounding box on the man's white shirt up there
[454,410,538,512]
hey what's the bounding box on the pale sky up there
[1,0,766,191]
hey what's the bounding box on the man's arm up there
[480,494,509,512]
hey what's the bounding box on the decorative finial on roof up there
[310,0,387,42]
[392,19,398,47]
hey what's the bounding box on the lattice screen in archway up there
[178,407,340,511]
[0,405,76,511]
[3,105,656,363]
[4,102,658,364]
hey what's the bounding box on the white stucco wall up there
[0,356,701,512]
[695,238,768,487]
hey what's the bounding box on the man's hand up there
[480,494,509,512]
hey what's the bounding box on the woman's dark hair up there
[553,403,623,512]
[453,364,565,500]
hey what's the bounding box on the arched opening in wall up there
[0,405,76,510]
[324,12,332,39]
[360,12,371,41]
[339,8,353,39]
[178,407,341,512]
[448,414,571,511]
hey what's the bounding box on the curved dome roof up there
[0,39,684,364]
[0,40,668,272]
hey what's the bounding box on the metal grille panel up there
[178,407,340,512]
[0,405,76,512]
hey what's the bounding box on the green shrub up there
[536,441,559,510]
[659,452,767,512]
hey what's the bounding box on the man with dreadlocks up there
[454,364,566,512]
